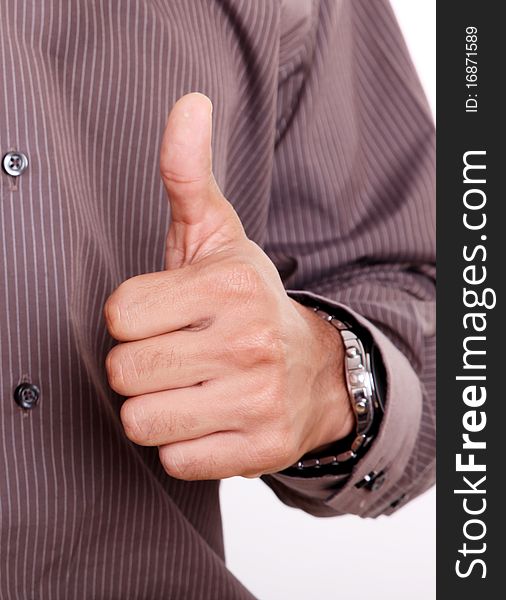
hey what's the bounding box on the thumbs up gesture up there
[104,94,353,480]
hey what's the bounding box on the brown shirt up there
[0,1,435,598]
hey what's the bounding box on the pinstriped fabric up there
[0,2,280,597]
[0,1,435,598]
[263,0,435,518]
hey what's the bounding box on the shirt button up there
[14,383,40,410]
[355,469,386,492]
[2,151,29,177]
[368,472,386,491]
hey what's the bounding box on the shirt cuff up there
[262,289,423,518]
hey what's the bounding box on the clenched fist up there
[104,93,353,480]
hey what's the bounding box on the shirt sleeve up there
[259,0,436,518]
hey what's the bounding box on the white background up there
[220,2,436,599]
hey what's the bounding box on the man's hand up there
[104,93,354,480]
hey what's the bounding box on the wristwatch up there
[280,305,386,478]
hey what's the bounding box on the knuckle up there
[104,293,123,339]
[131,274,172,305]
[104,279,137,339]
[120,343,174,387]
[140,344,179,375]
[235,324,286,367]
[148,409,197,442]
[105,345,128,394]
[159,445,221,480]
[159,446,183,478]
[106,342,157,395]
[256,326,285,362]
[160,160,211,189]
[219,260,263,300]
[105,274,171,340]
[120,400,146,444]
[122,403,192,446]
[155,410,178,439]
[240,370,285,421]
[159,446,194,479]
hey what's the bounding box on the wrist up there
[282,300,386,478]
[291,299,355,452]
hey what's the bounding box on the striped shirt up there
[0,1,435,598]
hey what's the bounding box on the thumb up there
[160,93,244,268]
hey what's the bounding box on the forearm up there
[261,0,435,517]
[263,282,434,518]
